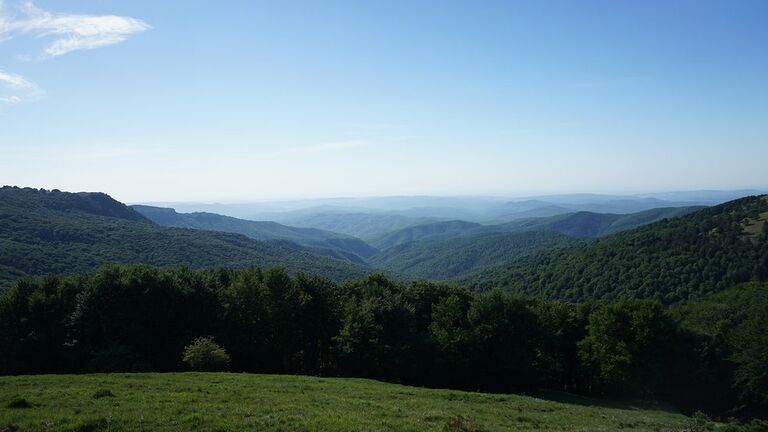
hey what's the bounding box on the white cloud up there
[1,1,150,58]
[0,69,43,104]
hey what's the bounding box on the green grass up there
[0,372,691,431]
[742,210,768,240]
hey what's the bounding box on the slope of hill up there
[132,205,378,263]
[370,206,703,252]
[496,206,703,238]
[671,282,768,417]
[369,220,481,250]
[489,201,574,222]
[0,187,372,285]
[487,196,699,222]
[280,212,436,241]
[461,196,768,303]
[370,231,580,280]
[0,373,690,432]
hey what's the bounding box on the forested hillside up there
[369,220,481,250]
[279,212,435,241]
[133,205,378,263]
[672,282,768,418]
[495,206,703,238]
[369,206,702,253]
[0,187,372,284]
[371,231,580,279]
[463,196,768,303]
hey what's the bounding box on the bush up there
[445,416,476,432]
[182,337,230,371]
[92,389,115,399]
[719,419,768,432]
[5,397,32,409]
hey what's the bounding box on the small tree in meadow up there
[182,337,231,371]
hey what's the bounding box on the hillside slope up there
[279,212,436,241]
[0,187,372,284]
[370,206,702,253]
[462,196,768,303]
[496,206,703,238]
[0,373,689,432]
[671,282,768,417]
[370,231,580,280]
[132,205,378,263]
[369,220,481,250]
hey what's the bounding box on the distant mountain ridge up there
[132,205,378,263]
[276,212,438,241]
[370,206,704,252]
[0,186,373,285]
[494,206,704,238]
[142,190,761,225]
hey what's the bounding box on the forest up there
[0,187,371,285]
[1,264,765,422]
[464,196,768,303]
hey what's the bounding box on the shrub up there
[5,397,32,409]
[445,416,476,432]
[92,389,115,399]
[182,337,230,371]
[683,411,714,432]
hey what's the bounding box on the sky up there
[0,0,766,203]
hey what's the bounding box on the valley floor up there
[0,372,690,431]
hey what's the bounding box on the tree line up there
[0,264,765,421]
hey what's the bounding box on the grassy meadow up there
[0,372,692,432]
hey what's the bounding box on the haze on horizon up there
[1,0,767,203]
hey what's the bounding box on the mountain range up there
[0,187,372,285]
[132,205,378,263]
[2,186,766,302]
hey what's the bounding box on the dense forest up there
[0,187,372,285]
[369,220,482,250]
[367,206,701,251]
[0,264,765,421]
[370,231,580,279]
[463,195,768,302]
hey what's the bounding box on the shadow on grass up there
[532,389,681,414]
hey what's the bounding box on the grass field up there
[0,372,691,431]
[742,210,768,241]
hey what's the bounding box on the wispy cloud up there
[274,140,369,157]
[0,1,149,107]
[1,1,150,59]
[0,69,43,104]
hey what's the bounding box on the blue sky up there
[1,0,766,202]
